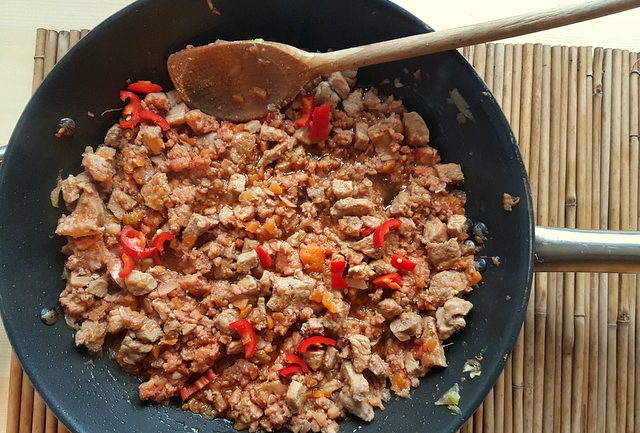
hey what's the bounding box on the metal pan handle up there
[534,226,640,273]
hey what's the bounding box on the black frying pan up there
[0,0,571,431]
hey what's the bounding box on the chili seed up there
[55,117,76,138]
[474,258,487,273]
[40,307,59,325]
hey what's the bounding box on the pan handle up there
[534,226,640,273]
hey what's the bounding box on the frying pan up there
[0,1,638,433]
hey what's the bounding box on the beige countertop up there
[1,1,639,432]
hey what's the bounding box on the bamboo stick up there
[542,44,562,433]
[533,43,551,433]
[80,28,90,38]
[69,30,81,48]
[484,388,495,433]
[57,422,70,433]
[519,43,535,168]
[614,49,631,433]
[6,353,23,433]
[473,43,487,79]
[589,46,606,433]
[18,375,34,433]
[628,51,639,433]
[552,45,570,433]
[571,45,590,432]
[56,31,70,63]
[510,44,523,148]
[474,401,484,433]
[513,44,535,433]
[604,48,619,433]
[45,408,57,433]
[485,43,495,91]
[32,392,45,433]
[32,29,46,94]
[43,30,58,77]
[559,45,578,433]
[581,46,595,433]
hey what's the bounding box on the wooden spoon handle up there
[309,0,640,74]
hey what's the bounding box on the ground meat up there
[54,71,480,433]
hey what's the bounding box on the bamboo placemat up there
[5,29,639,433]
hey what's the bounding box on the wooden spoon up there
[167,0,639,122]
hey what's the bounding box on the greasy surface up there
[168,41,312,122]
[55,73,480,433]
[0,1,533,433]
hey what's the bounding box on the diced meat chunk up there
[182,213,214,248]
[435,163,464,184]
[341,361,369,399]
[425,271,469,307]
[184,109,219,134]
[124,271,158,296]
[447,215,468,240]
[338,389,374,422]
[82,146,115,182]
[315,81,341,107]
[436,297,473,339]
[402,112,430,146]
[377,298,403,319]
[165,102,189,126]
[343,90,364,117]
[417,316,447,368]
[347,335,371,373]
[56,190,104,238]
[107,189,137,219]
[330,198,375,217]
[331,179,355,198]
[428,238,462,270]
[347,263,375,281]
[75,320,107,352]
[286,380,307,412]
[266,274,315,311]
[227,174,246,195]
[140,172,170,211]
[367,354,389,377]
[328,72,351,99]
[236,250,259,273]
[423,217,448,243]
[260,124,288,142]
[136,124,164,155]
[354,121,370,150]
[390,312,423,342]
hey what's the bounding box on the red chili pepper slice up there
[119,252,135,278]
[297,336,337,354]
[295,95,315,127]
[372,218,403,248]
[127,80,163,94]
[140,110,170,131]
[330,260,349,289]
[120,225,157,259]
[390,254,417,272]
[360,227,373,237]
[119,90,142,129]
[278,365,301,378]
[284,353,309,373]
[229,319,257,359]
[308,104,331,141]
[151,232,175,254]
[372,272,404,290]
[256,246,272,268]
[179,369,217,401]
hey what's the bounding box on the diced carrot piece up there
[268,182,283,195]
[322,292,338,313]
[299,246,326,273]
